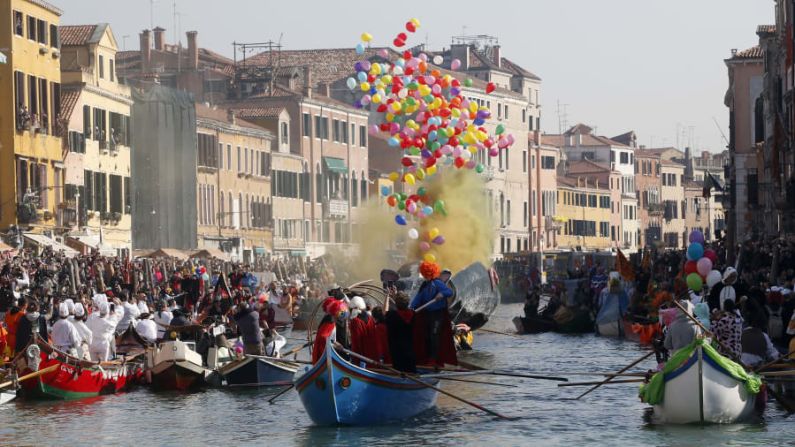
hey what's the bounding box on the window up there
[281,122,288,145]
[109,59,114,82]
[93,172,107,212]
[14,11,24,36]
[529,115,534,131]
[620,152,628,164]
[49,24,58,48]
[28,75,37,116]
[36,19,46,44]
[600,222,609,238]
[497,103,502,119]
[523,202,528,227]
[302,113,311,137]
[99,55,105,79]
[197,133,218,168]
[227,145,232,170]
[38,78,48,131]
[504,105,509,120]
[350,123,356,146]
[610,150,615,163]
[588,195,597,208]
[124,177,131,214]
[531,155,536,169]
[341,121,348,144]
[506,200,511,226]
[522,109,526,123]
[27,16,36,40]
[523,151,527,173]
[109,175,123,213]
[14,71,25,129]
[68,131,85,153]
[360,125,367,147]
[314,115,321,139]
[541,156,555,169]
[237,146,241,172]
[332,119,340,142]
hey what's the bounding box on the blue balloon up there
[387,137,400,147]
[687,242,704,261]
[380,185,390,196]
[357,71,367,82]
[395,215,407,226]
[473,118,485,126]
[422,206,434,216]
[355,43,365,55]
[689,230,705,244]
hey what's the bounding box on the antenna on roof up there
[556,99,569,134]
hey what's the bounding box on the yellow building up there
[555,175,613,251]
[196,104,273,262]
[0,0,64,232]
[59,24,132,251]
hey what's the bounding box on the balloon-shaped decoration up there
[432,235,445,245]
[361,32,373,42]
[395,215,407,226]
[687,242,704,261]
[688,229,705,245]
[380,185,391,197]
[428,227,440,240]
[419,241,431,252]
[423,253,437,263]
[486,82,496,94]
[684,260,698,275]
[686,273,703,292]
[408,228,419,239]
[706,270,722,288]
[704,249,717,264]
[696,257,713,277]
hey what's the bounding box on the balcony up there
[647,203,664,216]
[323,199,349,219]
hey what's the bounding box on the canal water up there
[0,303,790,446]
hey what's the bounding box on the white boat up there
[650,343,759,424]
[596,320,621,337]
[146,340,207,391]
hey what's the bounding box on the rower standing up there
[410,261,455,368]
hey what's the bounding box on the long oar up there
[268,384,294,405]
[669,299,795,413]
[487,371,568,382]
[559,378,645,387]
[0,364,60,390]
[754,349,795,373]
[435,376,518,388]
[574,350,655,400]
[477,328,522,338]
[283,342,312,358]
[335,343,516,421]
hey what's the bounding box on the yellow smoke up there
[413,169,494,272]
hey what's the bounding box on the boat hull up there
[512,316,555,334]
[652,346,757,424]
[221,356,296,387]
[17,341,142,400]
[295,343,439,425]
[596,320,621,337]
[0,391,15,405]
[150,361,205,391]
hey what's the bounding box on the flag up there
[703,172,724,198]
[616,248,635,281]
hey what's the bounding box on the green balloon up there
[475,164,484,173]
[430,141,441,151]
[397,201,406,210]
[409,147,420,156]
[464,78,473,87]
[686,273,703,292]
[496,124,505,135]
[417,187,427,196]
[434,199,447,216]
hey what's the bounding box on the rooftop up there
[59,89,82,122]
[195,103,270,132]
[727,46,763,61]
[59,25,102,46]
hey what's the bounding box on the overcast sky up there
[55,0,771,152]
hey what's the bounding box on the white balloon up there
[408,228,419,240]
[706,270,722,288]
[432,55,443,65]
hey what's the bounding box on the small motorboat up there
[640,338,763,424]
[219,355,297,387]
[294,340,439,425]
[15,335,143,400]
[147,339,207,391]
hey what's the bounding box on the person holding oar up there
[410,261,456,369]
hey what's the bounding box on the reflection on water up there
[0,303,792,446]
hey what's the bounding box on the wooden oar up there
[268,384,294,405]
[487,371,568,382]
[477,328,522,338]
[669,299,795,414]
[754,349,795,373]
[574,350,655,400]
[282,342,312,358]
[247,355,310,366]
[559,378,645,387]
[335,343,516,421]
[0,364,60,390]
[434,376,517,388]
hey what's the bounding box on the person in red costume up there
[348,295,379,362]
[311,298,349,364]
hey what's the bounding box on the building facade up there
[634,149,663,248]
[0,0,64,235]
[660,160,686,248]
[59,23,132,250]
[555,175,612,251]
[195,104,273,262]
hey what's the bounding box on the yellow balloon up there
[404,173,416,185]
[468,102,478,114]
[406,119,418,130]
[451,109,461,118]
[371,63,382,75]
[388,172,399,182]
[445,127,455,137]
[382,75,393,84]
[361,32,373,42]
[416,168,425,180]
[410,18,421,28]
[468,146,478,154]
[476,130,488,141]
[360,82,371,92]
[385,113,395,122]
[391,102,402,112]
[372,93,382,104]
[423,253,436,263]
[426,165,437,176]
[429,227,440,240]
[419,85,431,97]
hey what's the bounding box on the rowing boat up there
[147,340,207,391]
[15,336,143,400]
[640,338,763,424]
[294,341,439,425]
[220,355,297,387]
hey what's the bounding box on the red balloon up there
[403,51,412,59]
[387,196,397,207]
[425,158,436,168]
[377,104,388,113]
[406,21,417,33]
[684,260,698,275]
[454,157,465,168]
[397,32,408,41]
[401,157,413,167]
[704,249,717,264]
[394,38,405,48]
[486,82,496,94]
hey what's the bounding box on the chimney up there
[303,66,313,98]
[153,26,165,51]
[318,82,330,97]
[139,29,151,71]
[186,31,198,70]
[450,44,470,71]
[731,48,738,56]
[227,109,236,125]
[492,45,502,68]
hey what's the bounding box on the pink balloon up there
[704,249,717,264]
[419,241,431,252]
[696,257,713,277]
[451,59,461,70]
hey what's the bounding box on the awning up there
[290,250,307,257]
[323,156,348,174]
[254,247,268,254]
[23,233,78,257]
[190,248,230,261]
[66,235,116,256]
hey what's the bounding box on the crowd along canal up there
[0,303,791,446]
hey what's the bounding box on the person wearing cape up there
[410,261,457,367]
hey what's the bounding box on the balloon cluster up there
[683,230,717,293]
[350,19,516,267]
[194,265,209,282]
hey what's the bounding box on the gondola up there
[294,341,439,425]
[115,323,153,356]
[15,335,143,400]
[640,338,763,424]
[219,355,298,387]
[512,315,556,334]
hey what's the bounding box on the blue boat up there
[293,341,439,425]
[219,356,297,387]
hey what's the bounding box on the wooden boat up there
[555,309,594,334]
[512,316,556,334]
[645,341,760,424]
[219,355,297,387]
[15,336,142,400]
[115,323,153,356]
[147,340,207,391]
[294,341,439,425]
[596,319,622,337]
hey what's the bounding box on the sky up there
[54,0,772,152]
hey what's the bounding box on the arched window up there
[281,122,288,146]
[360,170,367,203]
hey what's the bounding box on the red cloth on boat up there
[349,315,378,360]
[413,309,457,367]
[373,321,390,363]
[312,321,335,364]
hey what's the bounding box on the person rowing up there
[410,261,457,368]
